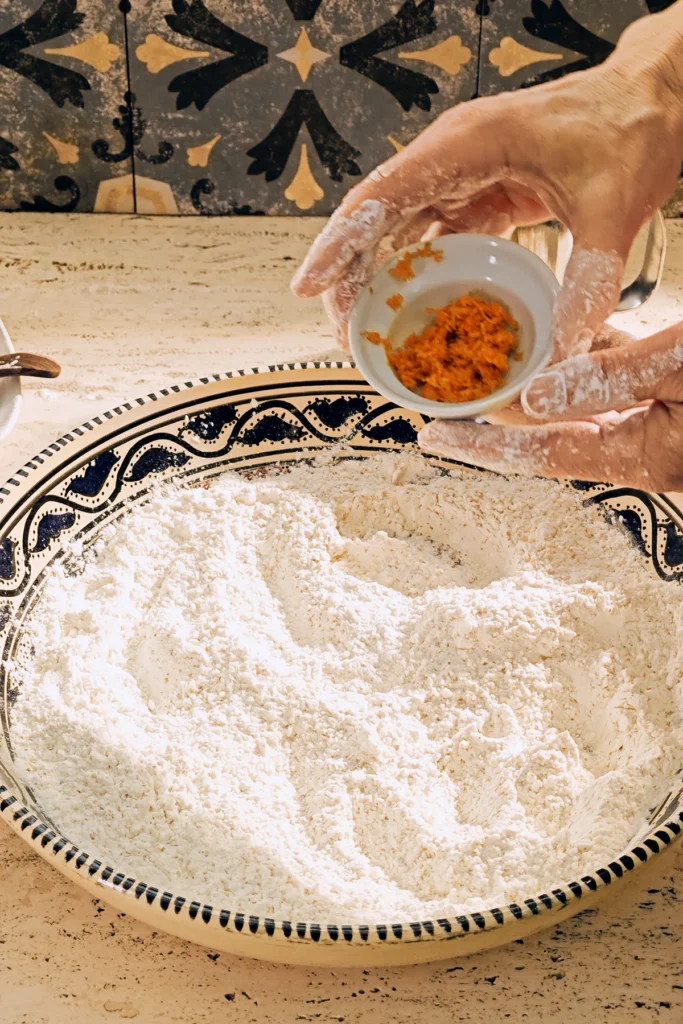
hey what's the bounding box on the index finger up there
[291,193,398,299]
[291,102,506,298]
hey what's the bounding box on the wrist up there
[608,4,683,129]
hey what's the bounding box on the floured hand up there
[292,12,683,357]
[419,321,683,492]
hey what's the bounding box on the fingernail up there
[521,370,567,418]
[290,265,306,295]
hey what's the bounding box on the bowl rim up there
[1,360,682,954]
[349,234,559,419]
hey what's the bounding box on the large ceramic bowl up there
[1,363,682,968]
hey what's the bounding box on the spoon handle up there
[0,353,61,379]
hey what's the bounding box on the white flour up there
[11,454,683,923]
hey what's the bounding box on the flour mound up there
[11,455,683,923]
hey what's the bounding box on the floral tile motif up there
[3,2,680,216]
[478,0,683,215]
[125,0,480,215]
[479,0,673,96]
[0,0,133,213]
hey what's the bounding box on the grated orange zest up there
[388,241,444,282]
[365,293,519,404]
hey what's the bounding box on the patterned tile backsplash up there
[0,0,677,214]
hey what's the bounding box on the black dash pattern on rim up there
[0,362,682,946]
[0,782,681,943]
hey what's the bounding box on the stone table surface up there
[1,212,683,1024]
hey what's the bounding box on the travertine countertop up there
[1,213,683,1024]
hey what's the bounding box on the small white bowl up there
[349,234,559,419]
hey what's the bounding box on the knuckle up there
[642,405,683,491]
[596,347,623,382]
[642,465,681,492]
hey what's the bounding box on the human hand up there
[292,14,683,359]
[418,321,683,492]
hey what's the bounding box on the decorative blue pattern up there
[125,447,191,482]
[67,452,120,498]
[33,511,76,554]
[0,539,15,581]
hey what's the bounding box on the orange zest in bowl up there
[390,252,415,283]
[363,293,519,404]
[386,293,404,311]
[389,241,444,282]
[413,241,444,262]
[361,330,389,346]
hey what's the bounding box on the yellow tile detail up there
[45,33,121,74]
[136,34,209,74]
[277,29,330,83]
[94,174,135,214]
[284,144,324,211]
[489,37,563,77]
[95,174,179,215]
[398,35,471,76]
[187,135,221,168]
[43,133,79,165]
[136,178,180,216]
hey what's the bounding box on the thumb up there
[552,197,636,362]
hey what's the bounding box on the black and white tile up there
[0,0,133,213]
[124,0,480,214]
[479,0,657,97]
[0,0,680,214]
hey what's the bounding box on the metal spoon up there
[0,353,61,379]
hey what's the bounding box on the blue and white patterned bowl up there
[1,363,682,967]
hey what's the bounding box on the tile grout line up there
[120,1,137,215]
[474,0,485,98]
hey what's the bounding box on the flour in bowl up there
[11,454,683,923]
